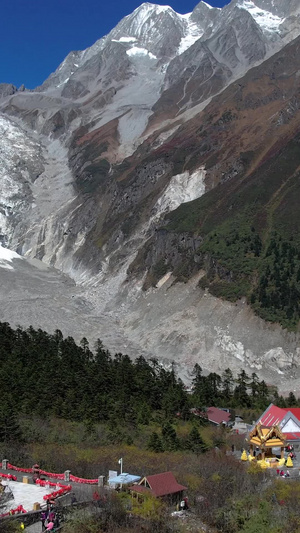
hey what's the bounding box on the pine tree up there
[273,390,286,408]
[234,370,250,407]
[222,368,234,403]
[186,426,207,454]
[287,391,297,407]
[204,373,222,405]
[161,422,180,451]
[136,402,152,425]
[191,363,205,407]
[0,399,22,443]
[93,338,112,397]
[256,380,269,409]
[250,373,259,400]
[80,337,93,362]
[147,432,163,453]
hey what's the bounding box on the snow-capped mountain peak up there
[105,2,191,61]
[237,0,285,32]
[118,2,177,38]
[133,2,175,15]
[202,1,213,8]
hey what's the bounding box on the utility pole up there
[118,457,123,475]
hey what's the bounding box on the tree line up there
[0,321,297,444]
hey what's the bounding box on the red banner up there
[0,505,27,518]
[70,475,98,484]
[39,470,65,480]
[43,485,72,501]
[35,479,70,489]
[7,464,98,485]
[0,473,17,481]
[8,464,32,473]
[35,478,72,500]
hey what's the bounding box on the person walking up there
[41,511,47,531]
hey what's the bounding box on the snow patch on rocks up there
[151,167,206,221]
[0,245,22,270]
[202,1,214,9]
[0,114,43,246]
[178,18,204,55]
[126,46,156,59]
[238,0,285,33]
[112,36,137,43]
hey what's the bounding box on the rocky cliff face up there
[1,0,300,389]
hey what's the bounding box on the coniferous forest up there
[0,320,293,436]
[2,321,300,533]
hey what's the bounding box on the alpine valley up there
[1,0,300,391]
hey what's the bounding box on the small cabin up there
[128,471,187,504]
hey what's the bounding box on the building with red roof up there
[128,471,187,503]
[285,408,300,421]
[258,404,287,427]
[206,407,232,426]
[256,403,300,445]
[191,406,233,426]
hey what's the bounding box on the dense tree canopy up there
[0,321,296,447]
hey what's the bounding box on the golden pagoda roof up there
[249,423,286,447]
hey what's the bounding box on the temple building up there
[248,423,286,460]
[253,403,300,449]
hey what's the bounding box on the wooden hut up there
[128,471,187,505]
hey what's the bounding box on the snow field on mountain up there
[203,1,214,9]
[0,115,41,245]
[0,245,22,270]
[111,37,137,43]
[178,17,204,55]
[126,46,156,59]
[237,0,284,32]
[116,36,137,43]
[0,116,39,174]
[129,3,176,38]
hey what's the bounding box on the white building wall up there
[281,418,300,432]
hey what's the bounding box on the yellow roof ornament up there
[241,450,248,461]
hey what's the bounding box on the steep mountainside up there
[129,34,300,322]
[1,0,300,389]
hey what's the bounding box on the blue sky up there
[0,0,230,89]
